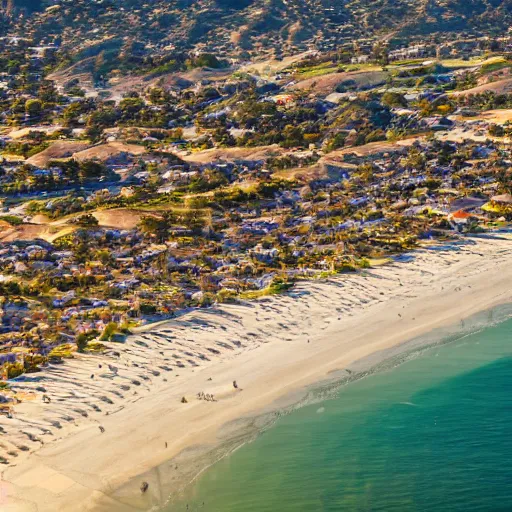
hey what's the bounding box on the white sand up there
[2,234,512,511]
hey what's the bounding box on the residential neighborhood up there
[0,0,512,495]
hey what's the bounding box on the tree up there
[181,210,206,234]
[326,132,347,151]
[93,51,106,82]
[212,127,235,146]
[403,147,427,171]
[382,92,407,108]
[75,214,99,227]
[62,102,84,126]
[100,322,118,341]
[25,99,42,118]
[95,249,114,265]
[39,81,59,103]
[79,161,108,180]
[139,211,178,242]
[76,333,88,353]
[488,124,505,137]
[85,124,103,143]
[148,87,165,105]
[73,230,92,264]
[119,96,145,118]
[191,53,223,69]
[282,125,304,148]
[372,44,389,66]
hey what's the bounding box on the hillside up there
[382,0,512,35]
[2,0,511,66]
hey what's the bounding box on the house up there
[389,45,429,61]
[120,187,135,198]
[421,117,454,131]
[13,262,27,273]
[490,193,512,206]
[351,55,369,64]
[482,193,512,217]
[250,244,279,263]
[448,210,476,231]
[268,94,295,107]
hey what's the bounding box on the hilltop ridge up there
[1,0,510,66]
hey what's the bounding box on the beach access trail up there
[2,234,512,512]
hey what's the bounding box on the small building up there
[490,193,512,206]
[351,55,370,64]
[448,210,477,231]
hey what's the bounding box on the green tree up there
[75,213,99,227]
[382,92,407,108]
[62,102,84,126]
[25,99,42,118]
[76,333,88,353]
[119,97,144,117]
[282,125,304,148]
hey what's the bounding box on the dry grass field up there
[72,142,146,162]
[451,78,512,97]
[26,142,92,167]
[289,70,388,96]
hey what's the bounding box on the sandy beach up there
[2,234,512,512]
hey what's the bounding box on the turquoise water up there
[169,315,512,512]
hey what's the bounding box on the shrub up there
[217,289,237,303]
[198,292,216,307]
[358,258,371,269]
[100,322,118,341]
[5,362,25,380]
[269,277,294,294]
[74,213,99,227]
[0,215,23,226]
[49,344,75,358]
[86,342,107,353]
[139,304,157,315]
[382,92,407,108]
[76,333,89,353]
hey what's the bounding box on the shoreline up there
[2,234,512,511]
[114,300,512,512]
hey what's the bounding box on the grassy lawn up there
[479,56,512,74]
[293,61,339,79]
[388,59,426,68]
[441,55,508,70]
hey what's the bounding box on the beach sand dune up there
[2,235,512,511]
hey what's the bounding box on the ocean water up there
[168,314,512,512]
